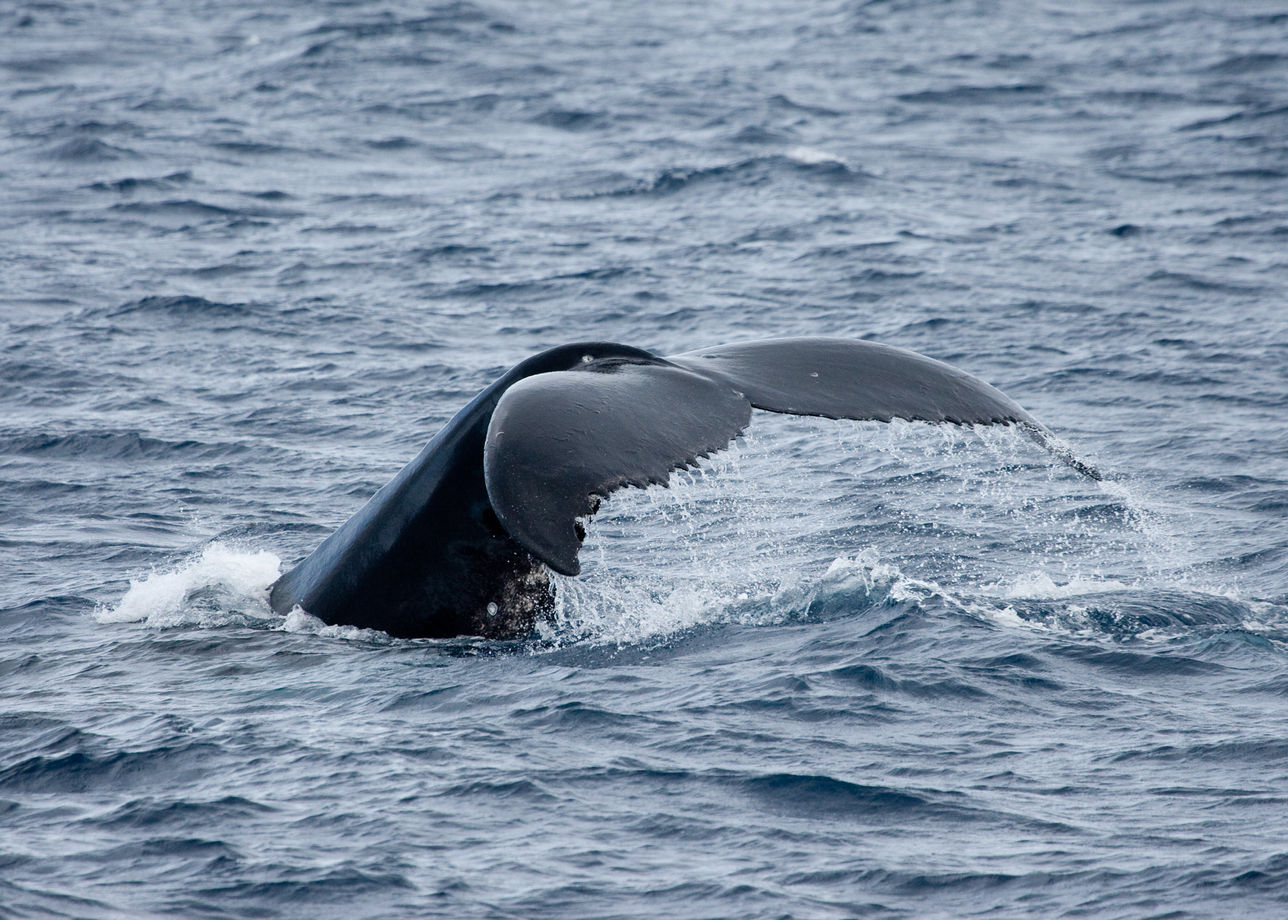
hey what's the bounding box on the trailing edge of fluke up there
[269,337,1100,639]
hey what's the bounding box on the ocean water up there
[3,0,1288,917]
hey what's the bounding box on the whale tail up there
[273,337,1101,637]
[485,337,1102,575]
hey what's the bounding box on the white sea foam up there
[97,542,281,628]
[98,543,402,643]
[985,570,1135,600]
[785,145,847,166]
[280,607,394,644]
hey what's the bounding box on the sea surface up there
[3,1,1288,917]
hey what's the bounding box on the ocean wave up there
[0,741,223,794]
[896,83,1048,105]
[1111,737,1288,764]
[85,171,194,193]
[46,137,138,162]
[107,199,302,222]
[818,662,990,700]
[740,773,945,820]
[105,295,261,321]
[987,581,1287,645]
[305,3,504,40]
[531,107,606,131]
[184,867,415,907]
[560,151,870,200]
[95,795,276,829]
[0,429,255,462]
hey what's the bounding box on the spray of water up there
[96,542,281,629]
[98,419,1276,647]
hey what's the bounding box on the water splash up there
[543,415,1266,647]
[544,448,812,646]
[97,543,281,629]
[99,543,413,644]
[279,608,395,644]
[94,419,1257,649]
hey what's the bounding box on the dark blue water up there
[4,1,1288,916]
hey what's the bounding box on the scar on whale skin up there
[268,337,1100,639]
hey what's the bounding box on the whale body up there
[269,337,1098,638]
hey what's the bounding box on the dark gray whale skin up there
[269,342,658,638]
[269,337,1098,638]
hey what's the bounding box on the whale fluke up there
[485,357,751,576]
[671,337,1035,424]
[269,337,1099,638]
